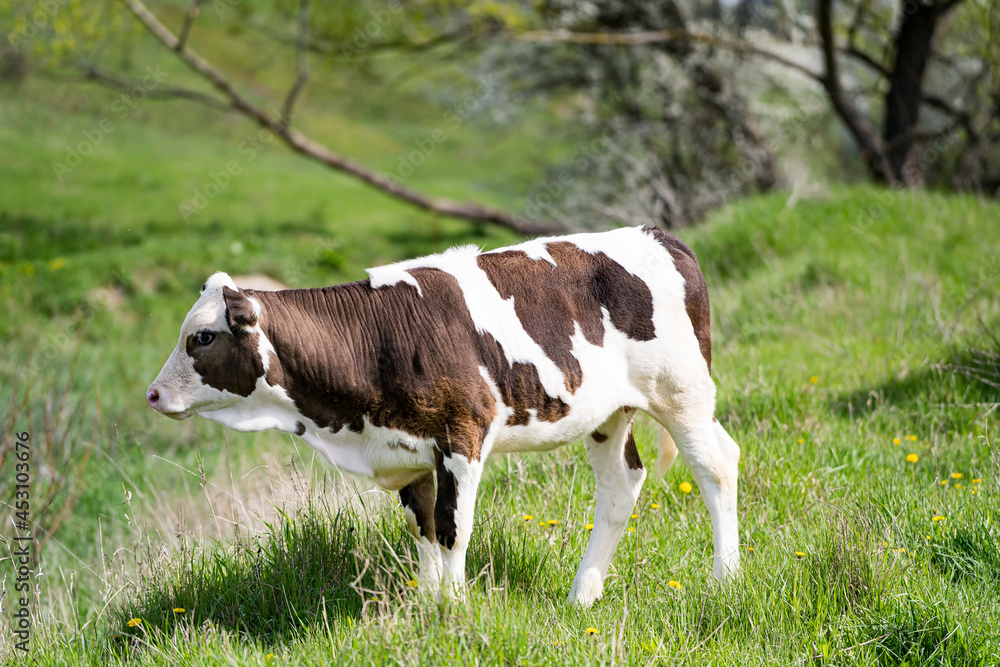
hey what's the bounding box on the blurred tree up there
[2,0,555,234]
[845,0,999,191]
[486,0,782,228]
[816,0,989,187]
[509,0,998,201]
[6,0,997,231]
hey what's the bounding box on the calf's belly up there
[491,379,648,454]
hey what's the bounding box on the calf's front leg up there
[399,473,442,592]
[434,446,484,600]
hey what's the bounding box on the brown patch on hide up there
[399,473,436,542]
[186,328,264,397]
[623,425,643,471]
[249,269,495,462]
[475,242,655,393]
[475,334,570,427]
[590,431,608,443]
[644,229,712,374]
[434,450,459,549]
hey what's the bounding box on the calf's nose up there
[146,387,160,409]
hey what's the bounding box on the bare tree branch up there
[176,0,205,53]
[517,23,988,189]
[923,93,977,140]
[250,19,481,62]
[816,0,898,184]
[116,0,556,235]
[887,119,960,149]
[843,45,889,78]
[521,26,966,141]
[518,28,688,45]
[842,41,979,146]
[937,0,966,15]
[846,0,872,47]
[517,29,825,83]
[280,0,310,129]
[76,62,232,111]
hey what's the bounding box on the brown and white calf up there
[147,227,740,606]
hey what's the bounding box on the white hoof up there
[417,566,442,593]
[440,579,467,603]
[567,568,604,608]
[713,551,740,584]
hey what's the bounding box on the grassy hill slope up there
[3,178,998,664]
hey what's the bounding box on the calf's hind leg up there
[568,408,647,608]
[654,406,741,583]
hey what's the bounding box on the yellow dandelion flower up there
[679,482,693,494]
[553,640,561,646]
[172,607,186,613]
[954,484,964,490]
[972,478,983,484]
[630,514,638,519]
[651,502,660,510]
[893,437,901,445]
[585,523,594,530]
[747,546,754,552]
[628,526,635,533]
[523,514,533,521]
[539,521,546,527]
[127,618,142,628]
[794,551,806,558]
[266,655,274,661]
[932,515,946,522]
[48,257,65,271]
[810,376,819,384]
[971,489,978,495]
[667,580,681,590]
[547,519,559,526]
[797,438,804,444]
[940,480,948,486]
[952,472,963,479]
[406,579,418,588]
[906,453,919,463]
[585,627,599,635]
[896,548,906,553]
[907,435,917,441]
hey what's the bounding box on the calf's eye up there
[194,331,216,346]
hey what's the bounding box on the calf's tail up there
[653,427,679,477]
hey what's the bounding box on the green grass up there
[3,22,1000,664]
[5,179,998,664]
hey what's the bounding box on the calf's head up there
[147,272,268,420]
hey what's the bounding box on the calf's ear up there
[223,286,259,333]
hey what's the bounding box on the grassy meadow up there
[2,20,1000,664]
